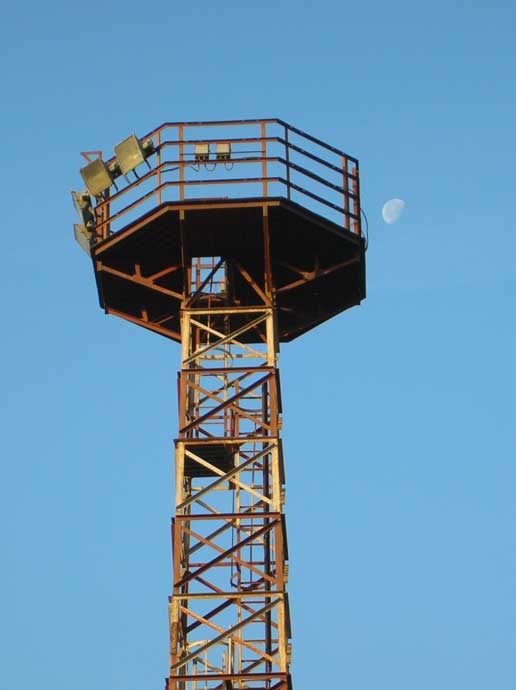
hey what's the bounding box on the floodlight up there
[216,142,231,161]
[73,223,92,256]
[71,190,95,229]
[108,159,121,178]
[141,137,155,156]
[80,158,113,196]
[194,143,210,161]
[114,133,146,175]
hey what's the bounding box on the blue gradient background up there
[1,2,514,689]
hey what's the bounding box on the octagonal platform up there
[84,119,366,342]
[93,195,365,342]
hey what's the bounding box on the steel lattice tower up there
[73,118,365,690]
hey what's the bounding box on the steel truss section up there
[167,275,292,690]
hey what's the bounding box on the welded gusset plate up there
[92,197,365,343]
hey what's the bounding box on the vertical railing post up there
[157,128,162,206]
[261,121,268,197]
[284,124,291,201]
[342,156,349,231]
[99,189,110,240]
[352,164,360,235]
[179,124,185,201]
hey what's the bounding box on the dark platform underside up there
[183,443,236,477]
[92,196,366,342]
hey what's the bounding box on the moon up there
[382,198,405,224]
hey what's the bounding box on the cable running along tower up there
[73,118,366,690]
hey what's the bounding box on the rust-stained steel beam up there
[168,253,291,690]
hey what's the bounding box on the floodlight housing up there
[74,223,92,255]
[71,190,95,228]
[142,137,155,155]
[80,158,113,196]
[115,133,146,175]
[216,142,231,161]
[194,143,210,161]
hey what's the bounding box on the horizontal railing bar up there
[96,176,358,235]
[101,156,357,214]
[278,137,353,177]
[96,156,355,218]
[158,135,279,147]
[277,157,355,196]
[156,118,281,130]
[97,157,284,212]
[95,177,283,232]
[104,121,280,166]
[156,135,357,177]
[94,133,361,238]
[278,118,358,161]
[101,118,358,173]
[279,177,359,219]
[152,117,358,161]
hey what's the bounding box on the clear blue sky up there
[1,1,514,689]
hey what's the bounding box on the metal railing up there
[91,118,361,241]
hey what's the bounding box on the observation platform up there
[85,119,366,342]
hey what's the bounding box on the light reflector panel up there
[71,190,95,228]
[73,223,92,255]
[194,143,210,161]
[80,158,113,196]
[115,133,146,175]
[216,142,231,160]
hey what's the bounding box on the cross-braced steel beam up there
[167,258,292,690]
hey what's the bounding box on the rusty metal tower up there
[73,118,365,690]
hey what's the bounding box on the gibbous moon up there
[382,198,405,224]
